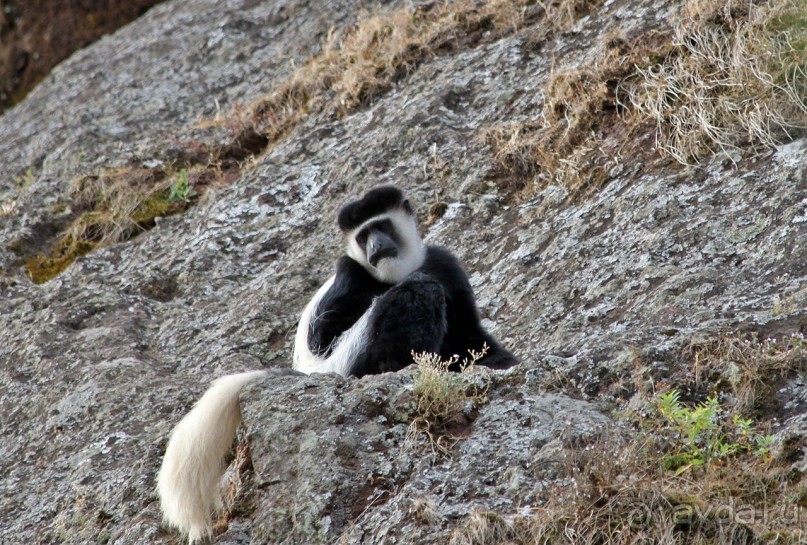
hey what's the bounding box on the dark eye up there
[355,230,369,245]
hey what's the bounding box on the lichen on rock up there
[0,0,806,543]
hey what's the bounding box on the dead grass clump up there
[406,346,490,457]
[621,0,807,164]
[450,511,519,545]
[532,58,625,194]
[686,333,807,417]
[517,0,607,52]
[540,0,600,33]
[242,0,534,146]
[212,435,254,537]
[66,168,177,244]
[25,168,197,284]
[411,497,444,526]
[488,0,807,199]
[485,29,671,199]
[550,439,805,544]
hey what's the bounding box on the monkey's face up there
[346,208,425,284]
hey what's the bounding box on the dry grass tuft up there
[487,0,807,199]
[621,0,807,164]
[686,333,807,417]
[406,346,490,457]
[411,497,444,526]
[240,0,535,146]
[212,435,254,537]
[25,167,198,284]
[518,0,605,50]
[66,168,176,245]
[485,28,670,198]
[450,511,517,545]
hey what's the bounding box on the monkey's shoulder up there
[420,245,473,293]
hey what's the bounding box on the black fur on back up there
[349,271,448,377]
[312,245,517,377]
[337,185,406,232]
[418,246,516,371]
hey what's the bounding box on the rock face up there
[0,0,164,112]
[0,0,805,543]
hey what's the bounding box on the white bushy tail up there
[157,370,270,543]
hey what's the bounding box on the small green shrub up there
[14,167,35,188]
[167,169,195,202]
[652,390,772,474]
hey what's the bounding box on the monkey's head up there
[338,186,426,284]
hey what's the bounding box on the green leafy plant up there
[14,167,35,188]
[653,390,772,474]
[167,169,195,202]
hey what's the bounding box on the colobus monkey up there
[157,186,516,542]
[294,185,516,376]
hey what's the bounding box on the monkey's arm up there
[307,256,390,357]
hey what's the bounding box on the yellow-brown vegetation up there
[25,168,195,283]
[487,0,807,199]
[406,347,490,457]
[622,0,807,165]
[236,0,538,146]
[447,332,807,545]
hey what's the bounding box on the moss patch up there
[25,168,194,284]
[25,239,97,285]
